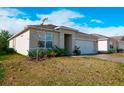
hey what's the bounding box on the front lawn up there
[0,54,124,85]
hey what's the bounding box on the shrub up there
[5,48,15,54]
[73,46,81,55]
[28,49,37,59]
[107,50,113,54]
[117,49,123,53]
[107,49,115,54]
[0,51,6,56]
[28,48,46,59]
[52,46,70,56]
[61,48,70,56]
[47,49,57,57]
[28,47,70,61]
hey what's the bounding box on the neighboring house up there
[111,36,124,51]
[91,34,118,52]
[9,24,98,56]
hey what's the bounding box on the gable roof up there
[91,34,110,40]
[28,24,57,29]
[8,24,58,40]
[55,26,78,31]
[8,27,29,40]
[8,24,97,41]
[111,36,124,41]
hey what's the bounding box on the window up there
[38,32,53,48]
[39,32,45,41]
[46,32,52,41]
[38,41,45,48]
[38,32,45,48]
[46,41,52,48]
[46,32,53,48]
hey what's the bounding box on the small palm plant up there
[73,46,81,55]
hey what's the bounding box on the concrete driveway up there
[93,54,124,63]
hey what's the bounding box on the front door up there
[64,34,72,53]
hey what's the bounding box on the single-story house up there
[91,34,118,52]
[111,36,124,51]
[9,24,98,56]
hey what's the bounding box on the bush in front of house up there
[107,50,113,54]
[107,49,116,54]
[28,48,56,59]
[0,51,6,56]
[52,46,70,56]
[28,46,70,60]
[47,49,57,57]
[117,49,123,53]
[73,46,81,55]
[0,48,16,55]
[5,48,16,54]
[28,48,47,59]
[28,49,37,59]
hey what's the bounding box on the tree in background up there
[0,30,12,52]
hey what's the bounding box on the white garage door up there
[119,41,124,50]
[75,40,96,54]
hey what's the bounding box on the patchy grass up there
[110,53,124,57]
[0,64,5,79]
[0,63,5,85]
[0,55,9,61]
[0,53,24,61]
[0,54,124,85]
[0,51,8,61]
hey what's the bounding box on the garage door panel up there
[119,41,124,50]
[75,40,96,54]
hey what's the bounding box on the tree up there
[0,30,12,51]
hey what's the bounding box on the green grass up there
[0,51,8,61]
[0,55,9,61]
[0,54,124,85]
[0,64,5,80]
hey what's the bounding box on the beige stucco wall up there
[75,33,97,41]
[57,29,97,54]
[109,38,118,51]
[30,29,97,53]
[29,30,39,48]
[58,29,76,53]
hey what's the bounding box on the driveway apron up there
[93,54,124,63]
